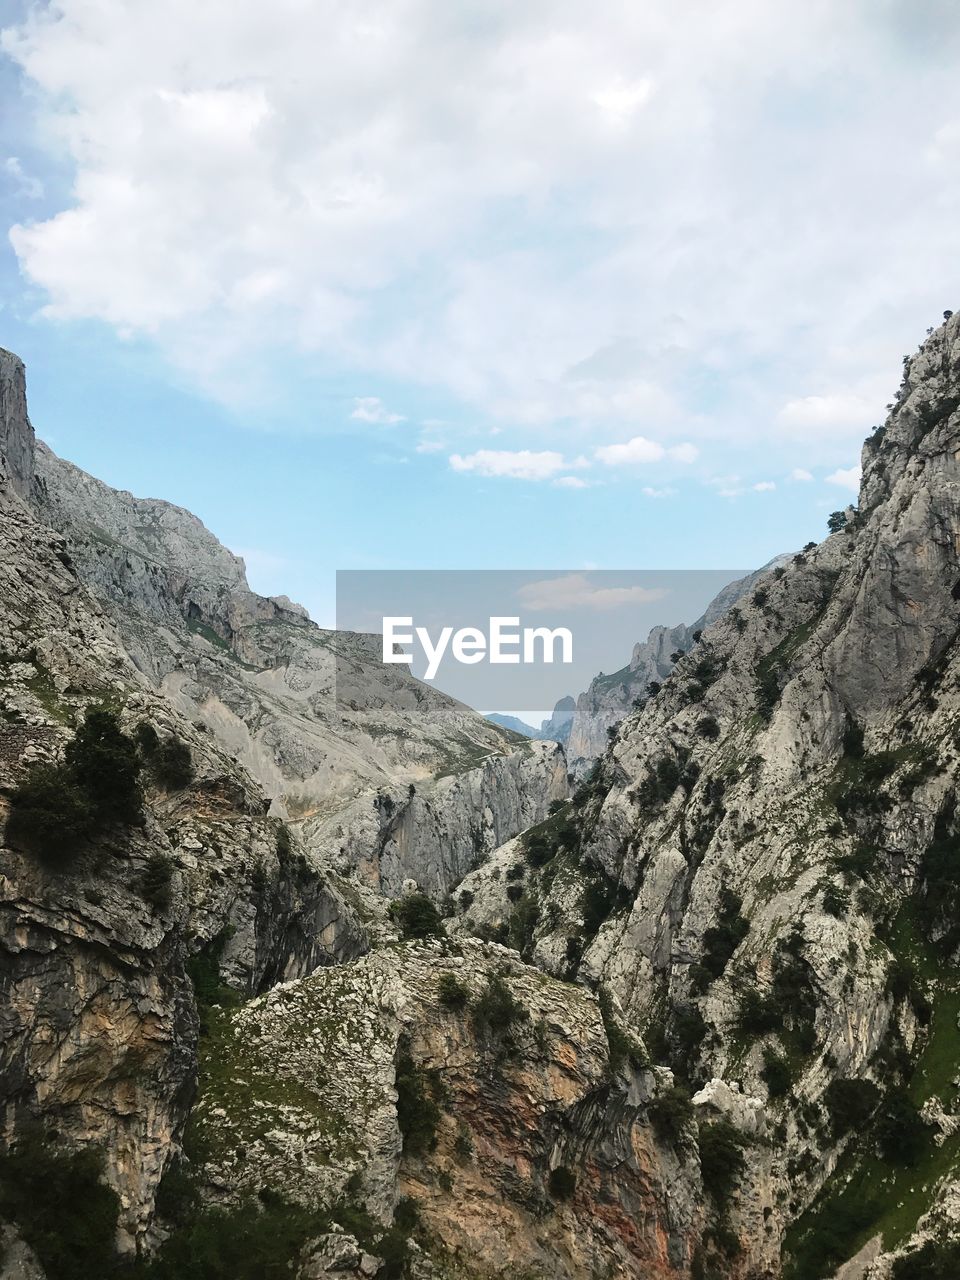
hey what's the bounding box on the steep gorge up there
[1,312,960,1279]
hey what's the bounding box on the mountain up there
[484,713,540,738]
[486,696,576,746]
[457,309,960,1276]
[565,561,790,770]
[0,348,565,1265]
[2,310,960,1280]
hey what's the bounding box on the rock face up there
[539,694,575,745]
[3,311,960,1279]
[306,739,569,900]
[0,431,369,1247]
[565,562,788,768]
[0,347,566,1261]
[499,312,960,1274]
[0,350,34,503]
[190,938,706,1279]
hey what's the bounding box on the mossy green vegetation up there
[647,1085,693,1146]
[389,893,443,940]
[0,1130,120,1280]
[598,987,647,1074]
[690,887,749,994]
[521,802,578,867]
[395,1039,439,1157]
[6,707,143,864]
[784,904,960,1278]
[147,1177,413,1280]
[471,972,529,1041]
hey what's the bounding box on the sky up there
[1,0,959,626]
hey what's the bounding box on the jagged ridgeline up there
[0,312,959,1278]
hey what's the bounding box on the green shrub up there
[65,707,143,826]
[437,972,470,1011]
[875,1087,929,1165]
[785,1190,881,1278]
[598,988,646,1073]
[821,881,849,918]
[582,868,618,938]
[892,1238,960,1279]
[395,1041,439,1157]
[471,974,528,1039]
[547,1166,577,1200]
[186,927,237,1019]
[698,1120,747,1207]
[823,1078,880,1138]
[454,1123,473,1161]
[635,756,682,810]
[393,1195,419,1232]
[144,1192,335,1280]
[733,987,779,1037]
[5,764,94,864]
[276,822,293,859]
[521,806,578,866]
[771,926,818,1049]
[919,813,960,951]
[648,1086,693,1145]
[671,1004,709,1080]
[154,1160,200,1227]
[151,736,195,790]
[507,895,540,956]
[760,1047,792,1099]
[0,1131,120,1280]
[135,722,161,756]
[6,708,146,864]
[390,893,443,940]
[141,852,174,912]
[693,888,748,991]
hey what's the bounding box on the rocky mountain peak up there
[0,347,35,503]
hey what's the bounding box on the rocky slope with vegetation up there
[2,309,960,1280]
[565,564,787,771]
[456,310,960,1277]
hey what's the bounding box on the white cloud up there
[669,443,699,464]
[554,475,590,489]
[4,156,42,199]
[516,573,668,611]
[592,78,655,124]
[594,436,698,466]
[642,486,676,498]
[790,468,814,482]
[4,0,960,470]
[415,438,444,453]
[776,393,878,437]
[351,396,405,424]
[449,449,568,481]
[753,480,776,492]
[825,465,861,491]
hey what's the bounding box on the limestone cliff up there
[4,311,960,1280]
[565,562,789,769]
